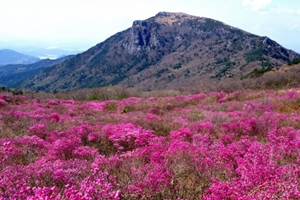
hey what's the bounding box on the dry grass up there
[0,114,33,139]
[2,64,300,103]
[163,151,211,199]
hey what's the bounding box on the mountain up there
[20,12,300,92]
[0,40,84,59]
[0,55,73,88]
[0,49,40,66]
[15,47,83,59]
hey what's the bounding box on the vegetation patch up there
[242,66,273,78]
[1,89,300,198]
[172,63,182,69]
[244,48,264,62]
[288,57,300,65]
[155,68,169,78]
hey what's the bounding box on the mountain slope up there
[20,12,300,91]
[0,49,40,66]
[0,55,73,88]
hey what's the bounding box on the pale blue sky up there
[0,0,299,53]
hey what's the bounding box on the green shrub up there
[245,48,264,62]
[288,57,300,65]
[87,93,101,101]
[242,67,273,79]
[0,86,9,93]
[116,93,129,100]
[155,68,169,78]
[105,102,117,111]
[12,89,23,95]
[172,63,182,69]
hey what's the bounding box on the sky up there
[0,0,299,53]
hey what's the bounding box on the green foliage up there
[105,102,117,111]
[245,48,264,62]
[155,68,169,78]
[184,69,190,77]
[215,58,226,65]
[172,63,182,70]
[116,93,129,100]
[87,93,101,101]
[213,61,235,79]
[0,86,10,93]
[261,60,273,68]
[203,18,223,31]
[288,57,300,66]
[243,67,273,79]
[12,89,23,96]
[88,90,130,101]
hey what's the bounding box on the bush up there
[288,57,300,65]
[87,93,101,101]
[244,48,264,62]
[242,67,273,78]
[172,63,182,69]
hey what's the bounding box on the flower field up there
[1,89,300,199]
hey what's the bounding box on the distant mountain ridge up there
[12,12,300,91]
[17,47,82,59]
[0,49,40,66]
[0,55,74,88]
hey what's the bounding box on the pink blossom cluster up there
[0,89,300,199]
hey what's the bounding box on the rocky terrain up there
[16,12,300,91]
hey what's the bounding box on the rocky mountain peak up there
[124,17,157,54]
[154,11,198,25]
[155,11,194,19]
[17,12,300,92]
[124,12,198,55]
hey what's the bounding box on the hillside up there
[0,55,73,88]
[20,12,299,92]
[0,49,40,66]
